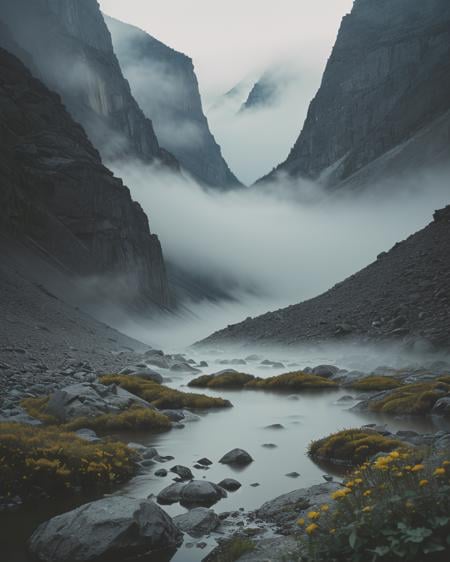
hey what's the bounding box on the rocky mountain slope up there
[106,16,241,189]
[0,0,177,166]
[259,0,450,189]
[199,205,450,349]
[0,46,171,309]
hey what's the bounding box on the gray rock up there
[285,472,300,478]
[197,457,213,467]
[256,483,340,533]
[155,469,168,477]
[119,367,163,384]
[217,478,242,492]
[312,365,339,378]
[44,382,151,422]
[171,465,194,481]
[180,481,227,507]
[157,483,187,504]
[219,448,253,466]
[173,507,220,537]
[29,496,182,562]
[265,424,285,430]
[432,397,450,417]
[74,428,100,442]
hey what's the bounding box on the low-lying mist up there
[106,159,450,349]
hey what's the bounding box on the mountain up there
[0,46,171,309]
[240,65,297,112]
[105,16,241,189]
[0,0,177,167]
[259,0,450,189]
[198,205,450,349]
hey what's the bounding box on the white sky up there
[99,0,354,99]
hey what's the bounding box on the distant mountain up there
[0,0,177,167]
[105,16,242,189]
[259,0,450,190]
[240,66,297,112]
[198,205,450,349]
[0,45,171,309]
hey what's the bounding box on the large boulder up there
[312,365,339,378]
[217,478,241,492]
[29,497,182,562]
[256,483,340,530]
[173,507,220,537]
[157,482,187,505]
[180,481,227,507]
[44,382,151,422]
[219,448,253,466]
[119,366,163,384]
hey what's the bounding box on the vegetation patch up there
[99,375,232,409]
[348,375,404,391]
[245,371,338,391]
[296,451,450,561]
[308,428,404,466]
[21,398,172,433]
[367,379,450,416]
[0,423,138,501]
[64,407,171,433]
[188,372,255,389]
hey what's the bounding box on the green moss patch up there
[99,375,232,409]
[308,428,403,466]
[21,397,172,433]
[245,371,338,391]
[207,537,255,562]
[368,378,450,415]
[0,423,138,500]
[348,375,404,391]
[188,371,255,389]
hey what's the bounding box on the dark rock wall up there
[261,0,450,187]
[0,47,171,308]
[0,0,178,167]
[106,16,241,189]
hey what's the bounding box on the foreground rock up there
[217,478,242,492]
[157,480,227,507]
[219,448,253,466]
[29,497,182,562]
[45,382,151,422]
[173,507,220,537]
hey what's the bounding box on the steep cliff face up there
[261,0,450,188]
[0,0,177,167]
[105,16,241,189]
[199,205,450,349]
[0,47,171,308]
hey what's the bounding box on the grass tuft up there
[308,428,404,466]
[245,371,338,391]
[348,375,403,391]
[99,375,232,409]
[188,372,255,389]
[0,423,138,501]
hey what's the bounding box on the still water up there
[0,352,446,562]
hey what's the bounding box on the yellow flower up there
[442,461,450,466]
[411,464,424,472]
[363,490,372,497]
[354,478,363,485]
[434,468,445,477]
[308,511,320,520]
[346,481,355,487]
[306,523,319,535]
[331,488,351,500]
[395,472,404,477]
[320,504,330,512]
[297,518,305,526]
[330,528,336,534]
[389,451,400,459]
[419,479,429,487]
[362,506,372,513]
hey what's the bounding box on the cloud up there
[106,158,450,347]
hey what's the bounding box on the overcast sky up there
[99,0,353,99]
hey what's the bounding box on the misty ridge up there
[105,156,450,347]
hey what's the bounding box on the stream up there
[1,349,448,561]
